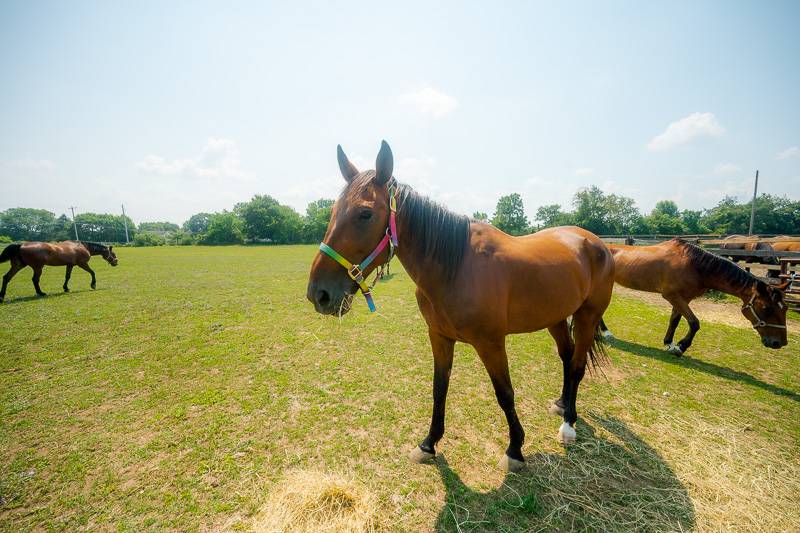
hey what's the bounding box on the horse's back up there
[609,240,701,295]
[20,241,87,266]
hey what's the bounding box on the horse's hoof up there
[548,401,564,417]
[603,330,615,340]
[409,446,435,464]
[63,288,69,293]
[91,285,96,290]
[665,344,683,356]
[498,454,525,473]
[37,292,47,297]
[557,422,577,445]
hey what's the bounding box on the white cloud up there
[647,112,725,151]
[6,158,55,171]
[777,146,799,160]
[399,87,458,118]
[137,138,249,180]
[713,163,740,175]
[574,167,594,176]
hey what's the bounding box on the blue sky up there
[1,1,798,224]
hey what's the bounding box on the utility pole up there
[121,204,130,244]
[748,170,759,236]
[69,206,80,241]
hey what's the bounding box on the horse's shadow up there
[432,414,694,532]
[610,338,799,402]
[1,287,108,305]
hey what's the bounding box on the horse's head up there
[104,245,119,267]
[741,280,790,349]
[307,141,395,315]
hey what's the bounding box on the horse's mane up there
[673,238,756,290]
[80,241,108,254]
[343,172,470,281]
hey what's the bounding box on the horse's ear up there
[337,145,359,182]
[375,140,393,186]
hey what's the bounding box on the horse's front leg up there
[410,331,454,464]
[78,263,96,289]
[665,297,699,355]
[475,338,525,472]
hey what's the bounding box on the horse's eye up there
[359,209,373,220]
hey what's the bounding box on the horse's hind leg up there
[547,320,574,417]
[0,261,24,302]
[599,317,614,340]
[63,265,73,292]
[559,308,604,445]
[32,265,46,296]
[474,338,526,472]
[78,263,96,289]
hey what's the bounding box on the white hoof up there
[498,454,525,473]
[557,422,577,445]
[548,402,564,417]
[665,344,683,356]
[603,330,615,340]
[409,446,435,464]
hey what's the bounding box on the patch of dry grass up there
[244,470,376,533]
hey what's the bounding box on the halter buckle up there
[347,264,365,284]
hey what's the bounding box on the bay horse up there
[772,237,800,252]
[599,239,789,355]
[719,235,778,265]
[0,241,118,302]
[306,141,615,471]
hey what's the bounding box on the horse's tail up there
[567,318,610,373]
[587,323,610,372]
[0,244,21,264]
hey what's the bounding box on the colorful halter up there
[318,182,399,312]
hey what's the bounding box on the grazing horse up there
[306,141,615,471]
[719,235,778,265]
[600,239,789,355]
[0,241,118,302]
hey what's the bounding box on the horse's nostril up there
[316,289,331,307]
[772,340,781,349]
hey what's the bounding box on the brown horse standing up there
[306,141,615,471]
[772,237,800,252]
[0,241,118,302]
[600,239,789,355]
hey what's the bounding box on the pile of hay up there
[251,470,377,533]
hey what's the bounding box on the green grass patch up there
[1,246,798,531]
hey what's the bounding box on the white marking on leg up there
[603,329,615,340]
[498,454,525,472]
[557,421,577,444]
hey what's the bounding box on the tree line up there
[482,187,800,237]
[1,187,797,246]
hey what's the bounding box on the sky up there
[1,1,799,225]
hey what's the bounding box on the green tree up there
[472,211,489,222]
[535,204,571,228]
[139,221,179,233]
[236,195,304,243]
[74,213,135,242]
[303,199,334,243]
[646,200,687,234]
[201,212,244,244]
[492,193,529,235]
[681,210,709,234]
[0,208,57,241]
[183,212,213,234]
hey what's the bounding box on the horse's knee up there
[688,319,700,332]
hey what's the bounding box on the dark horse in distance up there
[306,141,615,471]
[0,241,118,302]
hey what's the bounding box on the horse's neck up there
[703,274,752,302]
[394,219,452,298]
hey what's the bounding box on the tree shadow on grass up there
[432,415,694,532]
[611,338,799,402]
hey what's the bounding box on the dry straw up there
[250,470,377,533]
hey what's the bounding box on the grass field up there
[1,245,798,531]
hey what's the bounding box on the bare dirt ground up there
[613,286,752,329]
